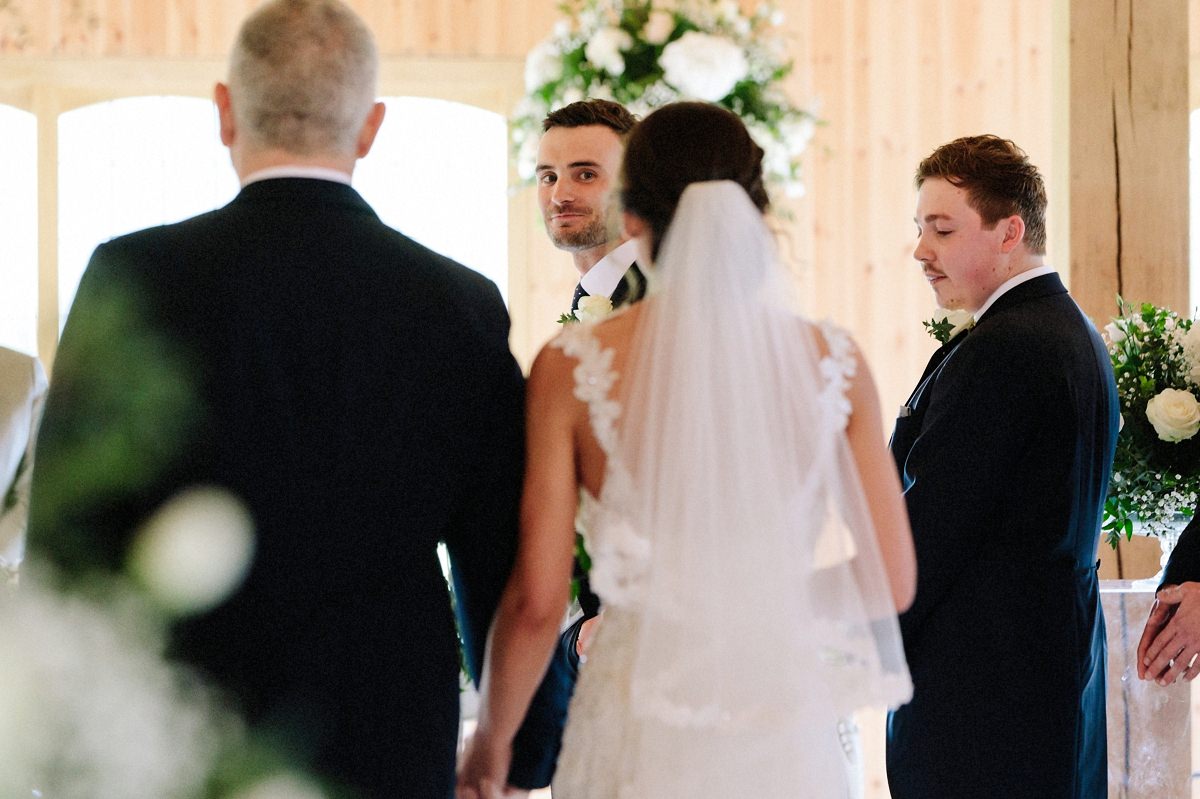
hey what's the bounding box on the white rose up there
[642,10,676,45]
[1145,388,1200,442]
[524,39,561,92]
[660,31,749,101]
[128,486,256,614]
[1104,320,1127,344]
[585,27,632,76]
[575,295,614,323]
[932,307,975,340]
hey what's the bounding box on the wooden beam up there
[1066,0,1190,323]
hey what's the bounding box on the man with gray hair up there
[29,1,564,796]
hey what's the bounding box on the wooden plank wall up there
[0,0,1065,415]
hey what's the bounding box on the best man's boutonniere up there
[559,295,615,325]
[922,307,975,344]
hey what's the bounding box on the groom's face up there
[913,177,1009,312]
[535,124,624,252]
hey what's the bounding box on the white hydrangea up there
[585,26,633,76]
[0,574,227,799]
[660,31,749,101]
[524,39,562,92]
[781,114,817,156]
[1183,324,1200,386]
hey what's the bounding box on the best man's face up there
[912,177,1010,312]
[535,125,624,252]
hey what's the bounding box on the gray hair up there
[229,0,378,155]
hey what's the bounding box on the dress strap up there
[549,324,622,457]
[816,321,857,431]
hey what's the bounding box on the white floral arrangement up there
[513,0,818,197]
[1102,299,1200,545]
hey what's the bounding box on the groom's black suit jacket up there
[886,274,1118,799]
[28,178,567,798]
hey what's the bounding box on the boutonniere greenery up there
[922,308,975,344]
[559,295,614,325]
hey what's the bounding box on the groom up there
[27,1,565,796]
[537,99,644,319]
[886,135,1118,798]
[535,99,641,672]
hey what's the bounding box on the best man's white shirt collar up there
[974,265,1056,320]
[580,240,639,299]
[241,165,353,187]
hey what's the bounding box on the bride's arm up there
[844,345,917,612]
[458,343,580,792]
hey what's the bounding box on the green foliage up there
[29,281,202,574]
[922,317,956,345]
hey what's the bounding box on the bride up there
[457,102,915,799]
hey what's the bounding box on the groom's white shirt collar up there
[974,265,1056,320]
[241,165,353,187]
[580,239,639,299]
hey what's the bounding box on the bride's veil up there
[595,180,911,794]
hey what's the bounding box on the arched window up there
[58,96,237,326]
[0,105,38,356]
[57,94,510,322]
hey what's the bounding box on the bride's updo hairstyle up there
[620,101,768,261]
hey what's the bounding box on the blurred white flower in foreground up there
[0,574,226,799]
[128,486,256,615]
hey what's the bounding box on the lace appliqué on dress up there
[549,325,651,611]
[817,321,857,431]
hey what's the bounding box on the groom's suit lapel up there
[890,273,1068,474]
[901,273,1066,416]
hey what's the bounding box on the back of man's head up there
[542,99,637,137]
[229,0,378,157]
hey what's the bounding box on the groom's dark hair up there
[916,135,1047,255]
[542,99,637,136]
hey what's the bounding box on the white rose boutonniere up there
[559,295,615,325]
[1145,387,1200,442]
[922,307,975,344]
[575,296,614,323]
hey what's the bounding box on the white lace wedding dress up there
[547,182,910,799]
[551,320,876,799]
